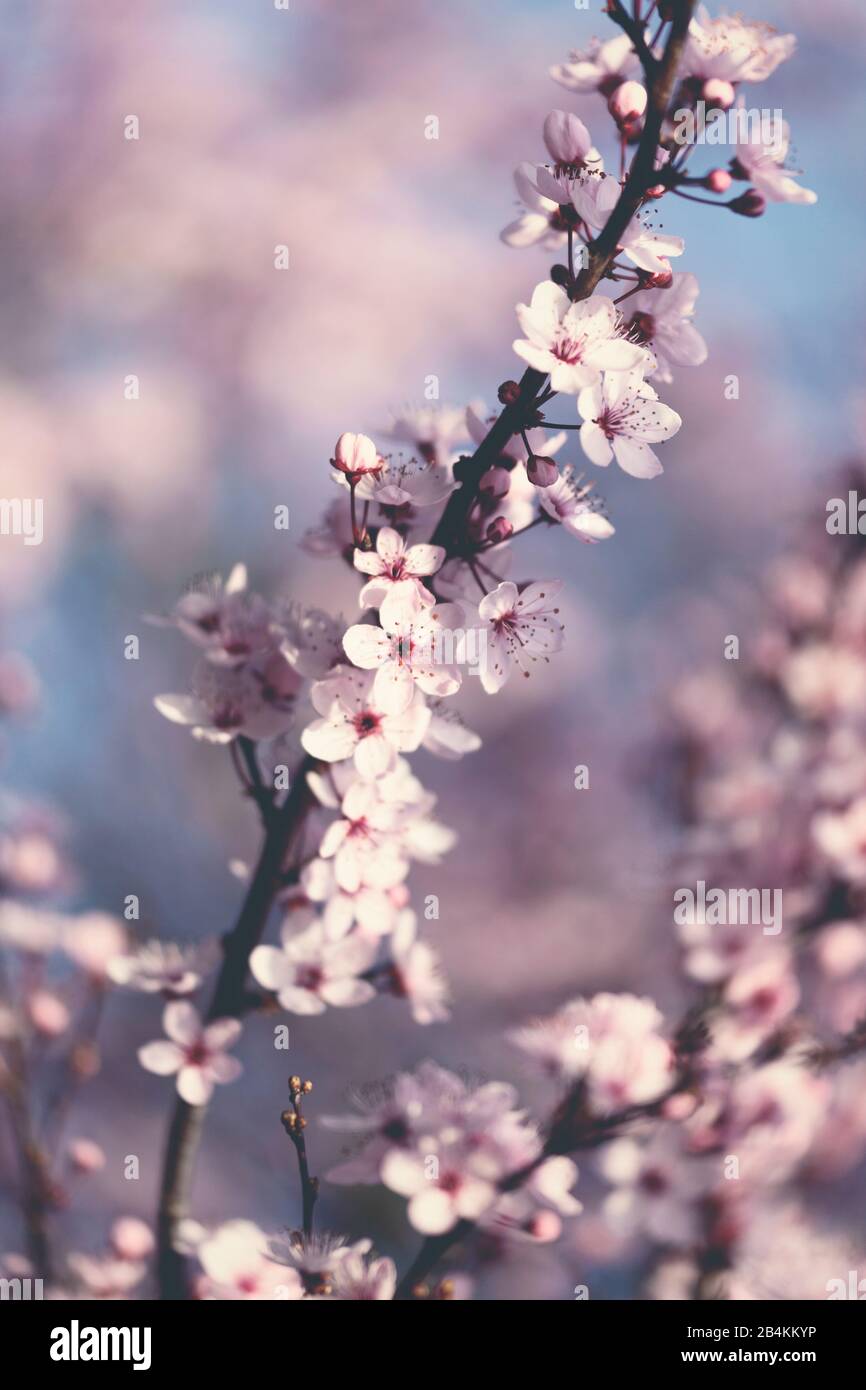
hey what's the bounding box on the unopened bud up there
[703,78,735,110]
[549,264,572,288]
[526,455,559,488]
[645,183,666,199]
[497,380,521,407]
[479,466,510,499]
[289,1075,302,1091]
[705,168,732,194]
[486,517,514,544]
[302,1079,313,1094]
[729,189,766,218]
[608,80,647,126]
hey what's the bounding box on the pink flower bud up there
[28,990,70,1038]
[526,455,559,488]
[645,184,666,200]
[68,1138,106,1173]
[729,189,766,218]
[705,168,732,194]
[662,1091,698,1122]
[479,466,510,499]
[486,517,514,544]
[529,1210,562,1243]
[332,432,381,478]
[608,81,647,125]
[703,78,735,110]
[111,1217,155,1261]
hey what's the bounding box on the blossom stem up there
[155,754,317,1298]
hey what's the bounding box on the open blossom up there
[733,117,816,206]
[683,7,796,84]
[318,778,409,892]
[382,405,468,468]
[198,1220,302,1301]
[812,797,866,883]
[485,1156,582,1244]
[250,919,377,1015]
[476,580,564,693]
[571,173,685,275]
[301,665,431,779]
[578,371,682,479]
[353,526,444,609]
[149,565,270,665]
[108,938,219,995]
[538,465,615,542]
[301,855,406,940]
[513,283,651,394]
[511,993,674,1113]
[501,164,570,251]
[623,273,708,383]
[385,909,451,1024]
[342,588,465,714]
[330,1244,397,1300]
[381,1139,501,1235]
[138,1002,242,1105]
[347,456,455,511]
[599,1129,713,1246]
[550,32,640,94]
[155,657,300,743]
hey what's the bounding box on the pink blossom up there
[250,920,376,1015]
[353,526,445,610]
[538,466,615,542]
[683,8,796,84]
[476,580,564,693]
[198,1220,302,1301]
[342,588,465,714]
[137,1002,243,1105]
[550,33,641,94]
[578,370,681,478]
[513,283,651,393]
[302,665,431,779]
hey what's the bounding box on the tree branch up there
[431,0,694,564]
[156,753,317,1298]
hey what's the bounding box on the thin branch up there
[281,1076,319,1241]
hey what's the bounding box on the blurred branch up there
[156,754,317,1299]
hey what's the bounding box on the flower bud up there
[332,432,381,479]
[111,1217,155,1261]
[497,380,521,407]
[486,517,514,544]
[28,990,70,1038]
[703,78,735,110]
[68,1138,106,1173]
[645,183,667,199]
[549,263,573,289]
[479,466,510,500]
[526,455,559,488]
[608,81,647,125]
[729,189,766,218]
[705,168,732,194]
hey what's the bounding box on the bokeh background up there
[1,0,864,1298]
